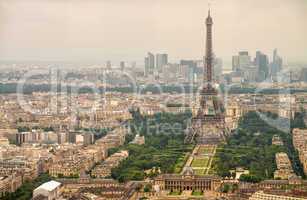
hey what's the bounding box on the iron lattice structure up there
[185,10,226,144]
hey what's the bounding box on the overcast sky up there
[0,0,306,66]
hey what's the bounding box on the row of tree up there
[2,82,307,95]
[213,111,306,182]
[111,111,193,182]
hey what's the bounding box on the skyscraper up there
[214,57,223,82]
[144,52,155,76]
[148,52,155,73]
[144,57,149,76]
[156,53,168,73]
[238,51,251,69]
[232,55,240,72]
[180,60,197,83]
[232,51,251,72]
[300,68,307,82]
[270,49,283,80]
[106,61,112,69]
[120,61,125,71]
[255,51,269,81]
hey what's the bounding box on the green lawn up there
[208,157,218,175]
[174,153,189,174]
[193,168,205,175]
[192,190,203,196]
[191,158,209,168]
[198,146,214,154]
[169,190,182,195]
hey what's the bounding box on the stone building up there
[272,135,283,146]
[58,178,140,200]
[91,150,129,178]
[274,152,295,180]
[249,190,307,200]
[0,173,22,197]
[154,167,221,192]
[292,128,307,175]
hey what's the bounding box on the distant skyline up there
[0,0,306,65]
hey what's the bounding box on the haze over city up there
[0,0,306,65]
[1,0,307,200]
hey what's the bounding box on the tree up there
[220,184,231,193]
[111,112,192,182]
[143,184,152,192]
[239,174,262,183]
[212,111,304,180]
[291,112,306,129]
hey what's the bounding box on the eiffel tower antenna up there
[208,1,211,15]
[208,0,213,16]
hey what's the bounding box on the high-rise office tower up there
[120,61,125,71]
[243,66,258,83]
[238,51,251,69]
[273,48,278,63]
[270,49,283,79]
[177,64,190,83]
[180,60,197,83]
[156,54,168,73]
[232,51,251,72]
[232,55,240,72]
[148,52,155,73]
[106,61,112,69]
[144,52,155,76]
[214,57,223,82]
[300,68,307,82]
[255,51,269,81]
[144,57,149,76]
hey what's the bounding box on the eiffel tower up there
[185,9,226,144]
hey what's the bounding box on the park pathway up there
[181,144,217,175]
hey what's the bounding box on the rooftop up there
[35,180,61,192]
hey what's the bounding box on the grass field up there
[208,160,217,174]
[198,146,214,154]
[193,168,205,175]
[192,190,203,196]
[169,191,182,195]
[174,153,189,174]
[191,158,209,168]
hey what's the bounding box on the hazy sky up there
[0,0,306,66]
